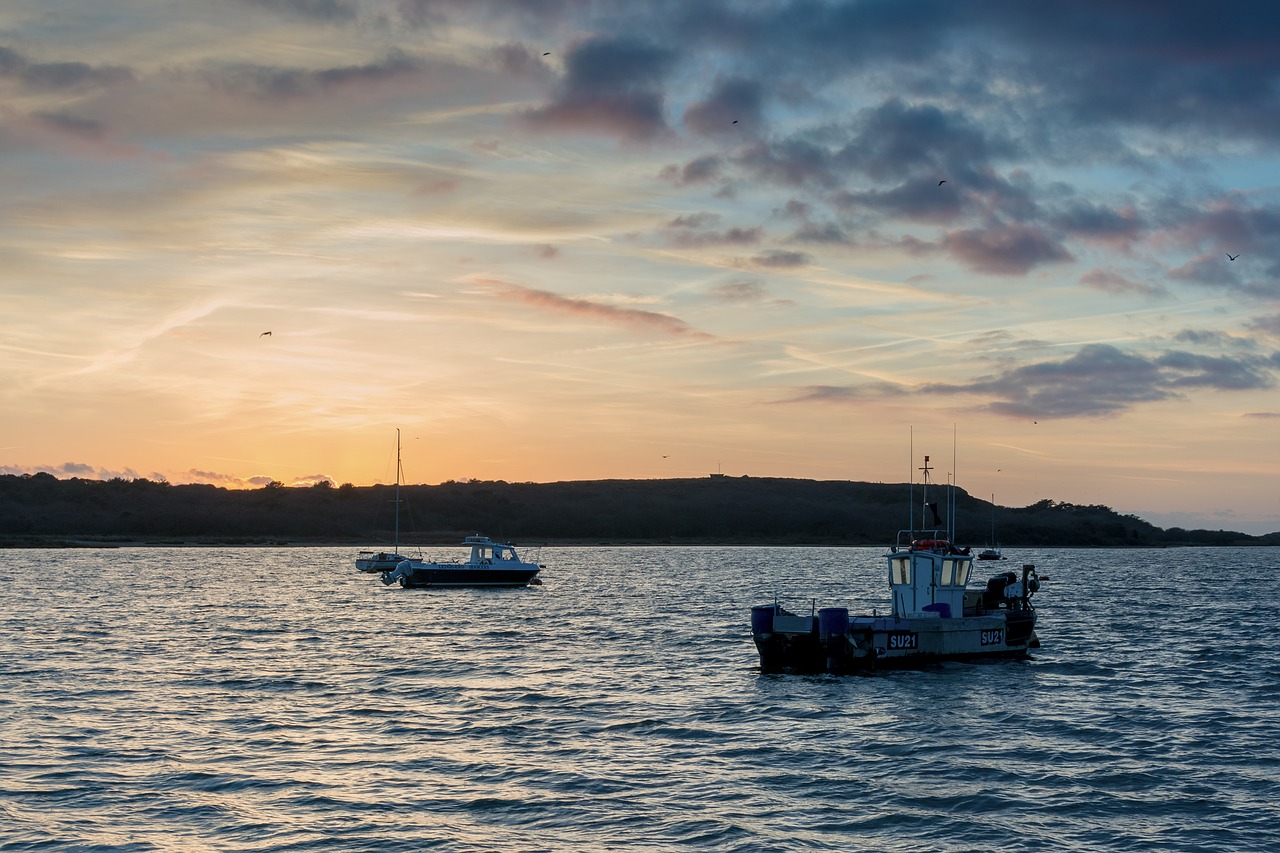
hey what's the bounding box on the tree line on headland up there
[1,472,1275,547]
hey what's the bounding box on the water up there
[2,546,1278,852]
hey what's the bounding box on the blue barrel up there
[751,605,776,634]
[818,607,849,638]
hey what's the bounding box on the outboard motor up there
[381,560,412,586]
[982,570,1017,609]
[996,564,1040,610]
[1021,564,1040,605]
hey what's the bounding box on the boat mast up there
[394,428,401,553]
[950,424,957,542]
[908,428,915,535]
[920,454,932,534]
[990,493,996,547]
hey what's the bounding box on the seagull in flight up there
[938,180,947,186]
[259,331,272,337]
[543,52,551,56]
[1226,253,1239,261]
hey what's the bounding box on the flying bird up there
[259,331,272,337]
[938,180,947,186]
[732,120,738,124]
[543,52,551,56]
[1226,253,1239,261]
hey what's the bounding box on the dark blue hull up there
[751,607,1037,674]
[397,566,541,588]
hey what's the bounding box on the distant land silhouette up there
[1,472,1275,547]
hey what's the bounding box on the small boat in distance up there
[355,429,415,572]
[381,535,544,588]
[977,493,1005,560]
[750,454,1041,673]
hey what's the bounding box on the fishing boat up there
[380,535,544,588]
[354,429,414,572]
[750,454,1041,673]
[977,493,1005,560]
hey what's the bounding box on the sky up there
[3,1,1280,535]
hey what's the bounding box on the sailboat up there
[978,493,1005,560]
[354,429,414,572]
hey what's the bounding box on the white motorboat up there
[381,535,543,588]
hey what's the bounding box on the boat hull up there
[752,606,1036,674]
[355,552,409,573]
[384,564,541,588]
[401,568,540,588]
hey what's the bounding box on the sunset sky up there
[3,1,1280,534]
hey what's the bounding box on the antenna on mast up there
[908,427,915,534]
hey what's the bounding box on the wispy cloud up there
[484,280,713,339]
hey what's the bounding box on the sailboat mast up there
[394,428,401,552]
[990,493,996,547]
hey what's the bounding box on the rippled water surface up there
[2,545,1279,852]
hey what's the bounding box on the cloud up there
[1051,201,1145,245]
[684,77,763,135]
[0,45,135,91]
[31,111,106,141]
[490,42,557,82]
[921,343,1275,419]
[0,462,149,481]
[1173,329,1255,349]
[774,383,909,404]
[662,212,767,250]
[837,98,1012,183]
[941,222,1073,275]
[519,35,676,141]
[658,155,724,186]
[412,178,460,195]
[789,222,852,244]
[709,280,768,303]
[1079,269,1167,298]
[1155,350,1274,390]
[487,281,712,339]
[734,138,838,189]
[233,0,361,22]
[203,51,426,101]
[843,179,965,224]
[750,249,811,268]
[1247,314,1280,337]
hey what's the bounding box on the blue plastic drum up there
[751,604,776,634]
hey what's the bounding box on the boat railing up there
[892,529,951,551]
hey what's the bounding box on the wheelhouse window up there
[940,559,955,586]
[891,557,911,585]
